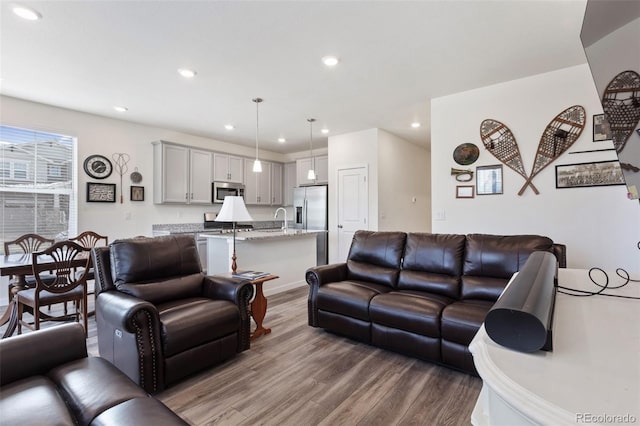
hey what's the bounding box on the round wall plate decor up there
[453,143,480,165]
[83,154,113,179]
[130,167,142,183]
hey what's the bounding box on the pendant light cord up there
[308,118,315,159]
[309,120,313,157]
[253,98,262,160]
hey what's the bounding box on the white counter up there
[202,230,325,295]
[469,268,640,425]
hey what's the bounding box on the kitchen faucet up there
[274,207,288,231]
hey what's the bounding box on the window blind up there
[0,125,77,246]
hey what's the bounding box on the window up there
[0,125,77,244]
[0,160,29,180]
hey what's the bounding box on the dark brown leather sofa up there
[307,231,566,374]
[0,323,187,425]
[92,234,254,394]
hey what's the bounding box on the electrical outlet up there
[434,209,446,221]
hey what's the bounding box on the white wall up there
[377,129,431,232]
[327,128,431,263]
[431,64,640,273]
[1,95,289,240]
[327,128,378,263]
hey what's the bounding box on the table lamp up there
[215,196,253,273]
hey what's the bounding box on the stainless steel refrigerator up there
[293,185,328,265]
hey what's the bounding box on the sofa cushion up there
[372,323,441,362]
[346,231,406,288]
[90,397,187,425]
[111,234,202,285]
[116,273,204,305]
[158,297,239,357]
[461,234,553,300]
[47,357,148,426]
[370,290,452,337]
[463,234,553,278]
[317,280,391,321]
[0,376,76,426]
[398,233,465,298]
[402,233,466,275]
[441,299,494,345]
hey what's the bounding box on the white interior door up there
[337,166,368,261]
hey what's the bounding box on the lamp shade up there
[215,196,254,222]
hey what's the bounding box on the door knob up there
[338,225,343,229]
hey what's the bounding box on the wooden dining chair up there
[3,233,55,301]
[15,240,91,336]
[69,231,108,281]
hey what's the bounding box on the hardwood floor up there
[1,287,482,426]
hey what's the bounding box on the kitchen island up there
[202,229,325,296]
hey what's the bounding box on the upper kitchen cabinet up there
[153,141,212,204]
[296,155,328,186]
[213,153,244,183]
[243,158,272,205]
[283,162,296,206]
[271,162,283,205]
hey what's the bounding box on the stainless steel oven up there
[212,181,245,203]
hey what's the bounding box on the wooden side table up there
[248,274,278,340]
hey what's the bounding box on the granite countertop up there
[199,229,326,241]
[152,220,290,235]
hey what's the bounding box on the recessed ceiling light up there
[224,124,235,130]
[113,106,128,113]
[321,128,330,135]
[177,68,197,78]
[411,122,421,128]
[12,5,42,21]
[322,56,339,67]
[278,137,286,143]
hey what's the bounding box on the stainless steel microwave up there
[212,181,245,203]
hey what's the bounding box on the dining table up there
[0,252,90,338]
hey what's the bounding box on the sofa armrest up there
[202,275,254,305]
[306,263,348,287]
[96,291,164,394]
[0,323,87,386]
[306,263,348,327]
[203,275,255,352]
[97,291,159,333]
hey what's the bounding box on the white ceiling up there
[0,0,589,154]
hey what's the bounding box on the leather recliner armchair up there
[92,234,254,394]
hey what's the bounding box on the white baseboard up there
[263,279,307,297]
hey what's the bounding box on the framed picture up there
[87,182,116,203]
[130,185,145,201]
[456,185,475,198]
[476,164,503,195]
[593,114,612,142]
[555,160,625,189]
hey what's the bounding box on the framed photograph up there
[593,114,612,142]
[130,185,145,201]
[476,164,503,195]
[555,160,625,189]
[87,182,116,203]
[456,185,475,198]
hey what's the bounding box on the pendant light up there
[307,118,316,180]
[252,97,263,173]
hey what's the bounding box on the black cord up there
[556,242,640,300]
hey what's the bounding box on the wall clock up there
[83,154,113,179]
